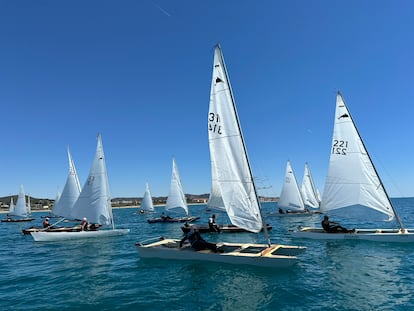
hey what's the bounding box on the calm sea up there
[1,199,414,310]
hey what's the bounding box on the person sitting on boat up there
[179,227,219,252]
[208,214,220,232]
[322,215,353,233]
[160,212,172,221]
[81,217,89,231]
[42,217,51,228]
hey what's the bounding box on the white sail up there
[140,182,154,212]
[165,158,188,216]
[207,163,225,210]
[278,161,305,211]
[321,93,394,220]
[8,197,15,214]
[52,147,82,218]
[301,162,321,209]
[26,195,31,215]
[14,185,28,217]
[208,45,262,233]
[71,134,114,226]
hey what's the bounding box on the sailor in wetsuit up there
[321,215,353,233]
[179,227,218,252]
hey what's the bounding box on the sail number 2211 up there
[332,140,348,155]
[209,112,222,135]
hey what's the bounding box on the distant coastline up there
[0,194,280,213]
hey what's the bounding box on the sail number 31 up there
[332,140,348,155]
[209,113,222,135]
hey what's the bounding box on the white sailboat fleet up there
[292,92,414,242]
[30,134,130,241]
[136,44,305,268]
[277,161,320,215]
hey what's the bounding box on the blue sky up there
[1,0,414,199]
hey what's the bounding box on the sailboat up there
[292,92,414,242]
[277,160,311,215]
[147,158,199,223]
[2,185,34,222]
[139,182,154,213]
[30,134,130,241]
[300,162,321,210]
[136,44,305,267]
[23,148,82,235]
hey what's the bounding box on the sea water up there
[1,199,414,310]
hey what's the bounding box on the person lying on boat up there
[179,227,220,252]
[208,214,220,232]
[160,212,172,221]
[322,215,354,233]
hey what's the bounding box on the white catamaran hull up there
[291,228,414,243]
[31,229,130,242]
[136,238,306,268]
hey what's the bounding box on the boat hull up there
[136,238,306,268]
[291,227,414,243]
[30,229,130,241]
[147,216,200,224]
[1,218,34,222]
[181,223,272,233]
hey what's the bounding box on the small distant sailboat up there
[137,44,305,267]
[300,162,321,210]
[277,161,308,214]
[139,182,154,213]
[2,185,34,222]
[30,134,130,241]
[292,92,414,242]
[147,158,199,223]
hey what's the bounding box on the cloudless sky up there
[1,0,414,199]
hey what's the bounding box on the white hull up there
[136,238,306,268]
[31,229,130,242]
[270,211,321,217]
[291,227,414,243]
